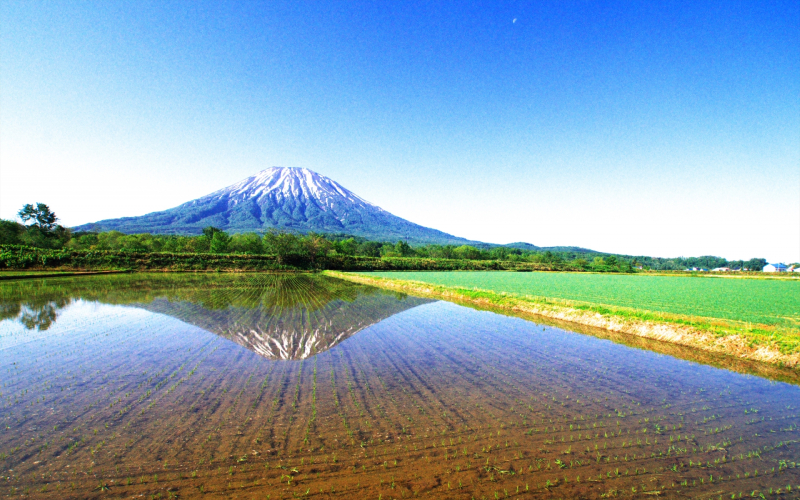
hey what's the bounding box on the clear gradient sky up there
[2,1,798,262]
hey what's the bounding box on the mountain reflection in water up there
[0,273,432,359]
[140,289,432,360]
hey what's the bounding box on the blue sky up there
[2,1,798,261]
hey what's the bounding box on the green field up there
[360,271,800,328]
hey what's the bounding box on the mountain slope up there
[74,167,481,245]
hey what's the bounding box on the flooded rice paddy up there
[1,273,798,499]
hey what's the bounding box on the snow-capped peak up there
[206,167,382,212]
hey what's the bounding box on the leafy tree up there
[263,230,302,264]
[573,258,589,270]
[19,226,63,249]
[210,231,232,253]
[69,233,99,249]
[229,233,264,254]
[18,203,58,230]
[117,234,148,252]
[198,226,227,252]
[380,244,397,257]
[529,252,545,263]
[357,241,381,257]
[395,240,415,257]
[437,245,457,259]
[301,233,331,266]
[745,258,767,271]
[489,247,521,260]
[454,245,483,260]
[0,219,24,245]
[139,234,164,252]
[202,226,224,239]
[334,238,357,256]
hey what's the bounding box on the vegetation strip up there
[325,271,800,370]
[0,270,131,280]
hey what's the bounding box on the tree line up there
[0,203,777,272]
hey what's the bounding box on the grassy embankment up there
[326,270,800,369]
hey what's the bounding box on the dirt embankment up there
[326,271,800,370]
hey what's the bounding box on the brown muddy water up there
[1,273,798,499]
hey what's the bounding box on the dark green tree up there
[395,240,414,257]
[744,258,768,271]
[0,219,24,244]
[489,247,508,260]
[356,241,381,257]
[202,226,224,239]
[438,245,456,259]
[18,203,58,230]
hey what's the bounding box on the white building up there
[711,267,731,272]
[763,263,789,272]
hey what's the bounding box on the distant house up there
[763,263,789,273]
[711,267,731,272]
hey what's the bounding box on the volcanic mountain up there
[75,167,479,245]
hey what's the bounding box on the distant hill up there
[73,167,486,245]
[503,242,597,253]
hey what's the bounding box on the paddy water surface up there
[1,274,798,499]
